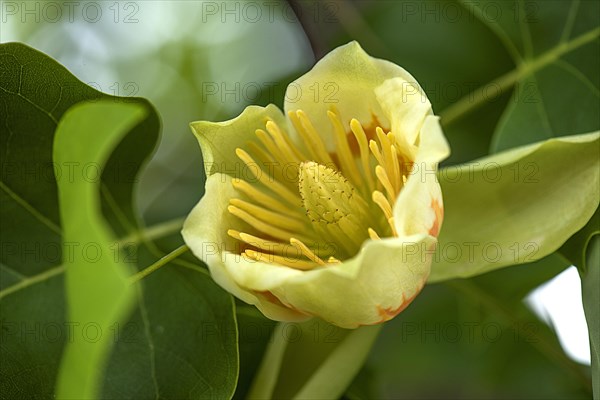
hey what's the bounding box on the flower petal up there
[284,41,430,150]
[374,78,435,159]
[393,115,450,238]
[224,233,436,328]
[189,104,286,178]
[182,173,309,321]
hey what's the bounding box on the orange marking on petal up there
[428,198,444,237]
[359,279,427,326]
[375,291,419,322]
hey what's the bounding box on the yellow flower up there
[183,42,450,328]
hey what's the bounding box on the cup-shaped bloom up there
[183,42,450,328]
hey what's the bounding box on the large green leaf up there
[100,246,239,400]
[430,131,599,282]
[0,43,239,399]
[233,305,276,400]
[0,42,152,398]
[467,0,600,151]
[53,101,144,399]
[468,252,571,303]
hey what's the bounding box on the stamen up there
[265,120,306,162]
[375,165,395,202]
[279,120,309,161]
[244,249,318,270]
[368,227,381,240]
[227,229,297,255]
[368,140,385,167]
[327,109,362,185]
[235,148,299,205]
[390,144,402,193]
[229,198,306,231]
[228,205,313,244]
[232,178,291,214]
[287,111,323,163]
[290,238,326,265]
[255,129,291,168]
[295,110,335,165]
[247,141,276,166]
[388,217,398,236]
[372,190,393,220]
[350,119,375,192]
[376,127,398,193]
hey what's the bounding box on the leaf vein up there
[517,0,534,59]
[0,264,65,300]
[0,86,58,125]
[457,0,523,63]
[553,59,600,97]
[0,263,27,280]
[0,181,61,235]
[560,0,581,44]
[137,285,160,400]
[530,74,554,137]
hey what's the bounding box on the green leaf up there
[100,249,239,400]
[0,42,239,399]
[469,252,571,303]
[430,131,599,282]
[480,0,600,151]
[249,319,380,399]
[0,42,154,398]
[560,207,600,272]
[580,235,599,399]
[233,305,277,399]
[344,365,381,400]
[354,278,592,398]
[53,101,145,399]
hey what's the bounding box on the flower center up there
[298,161,371,256]
[226,108,412,270]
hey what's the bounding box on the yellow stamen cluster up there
[226,108,411,270]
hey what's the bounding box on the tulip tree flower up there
[183,42,599,329]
